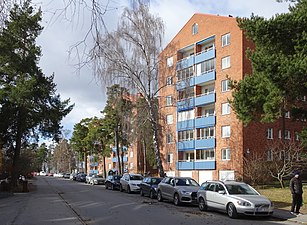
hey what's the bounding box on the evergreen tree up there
[0,0,73,187]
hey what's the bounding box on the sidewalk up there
[0,178,84,225]
[1,178,307,224]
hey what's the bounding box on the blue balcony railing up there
[195,138,216,149]
[177,119,194,131]
[195,93,215,106]
[176,160,216,170]
[195,70,215,85]
[195,116,216,128]
[177,140,194,150]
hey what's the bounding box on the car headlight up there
[180,190,192,195]
[237,200,251,207]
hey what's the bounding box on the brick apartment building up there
[158,13,306,184]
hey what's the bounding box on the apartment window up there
[279,130,291,139]
[221,79,231,92]
[204,149,215,160]
[177,66,194,81]
[222,102,230,115]
[184,151,195,161]
[130,151,133,158]
[108,163,112,169]
[197,127,215,139]
[166,115,173,124]
[222,148,231,160]
[196,58,215,75]
[166,76,173,85]
[167,153,173,163]
[200,106,215,117]
[222,33,230,47]
[192,23,198,35]
[285,130,291,139]
[267,150,273,161]
[166,96,173,106]
[285,111,290,118]
[267,128,273,139]
[167,57,173,67]
[222,125,231,138]
[166,133,173,144]
[129,162,134,169]
[221,56,230,69]
[178,109,194,122]
[178,87,194,101]
[178,130,194,141]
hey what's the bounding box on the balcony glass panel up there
[195,48,215,64]
[177,140,195,150]
[195,116,216,128]
[195,138,216,149]
[195,70,215,85]
[195,93,215,106]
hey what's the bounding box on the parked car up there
[120,173,143,193]
[39,171,47,176]
[197,180,274,218]
[89,174,105,185]
[140,177,163,199]
[63,173,70,179]
[76,173,86,182]
[105,175,122,190]
[157,176,200,206]
[86,173,95,184]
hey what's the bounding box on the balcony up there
[195,93,215,106]
[177,97,194,111]
[176,77,195,90]
[195,70,215,85]
[176,160,216,170]
[177,119,194,131]
[195,138,216,149]
[195,115,216,128]
[176,55,195,70]
[195,48,215,64]
[112,156,128,163]
[177,140,194,151]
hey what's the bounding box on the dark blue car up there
[140,177,162,199]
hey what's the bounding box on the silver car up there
[120,173,143,193]
[197,180,274,218]
[157,177,200,206]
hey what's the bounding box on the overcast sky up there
[33,0,292,138]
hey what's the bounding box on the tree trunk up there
[84,151,87,174]
[143,139,147,175]
[115,127,122,175]
[103,156,106,178]
[147,102,164,177]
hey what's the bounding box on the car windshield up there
[130,175,143,180]
[175,178,199,187]
[225,183,259,195]
[152,178,162,184]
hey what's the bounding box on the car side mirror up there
[218,190,226,195]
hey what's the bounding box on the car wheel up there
[91,181,94,185]
[140,189,144,196]
[120,184,123,192]
[127,185,131,194]
[227,203,238,219]
[105,183,108,189]
[149,190,154,199]
[157,191,163,202]
[173,193,181,206]
[198,197,207,211]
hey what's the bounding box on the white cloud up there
[32,0,292,135]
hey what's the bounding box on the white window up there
[166,96,173,106]
[184,151,195,161]
[221,56,230,69]
[178,130,194,141]
[267,128,273,139]
[285,111,290,118]
[267,150,273,161]
[192,23,198,35]
[285,130,291,139]
[278,130,282,139]
[166,76,173,85]
[222,148,231,160]
[166,115,173,124]
[221,79,231,92]
[222,126,231,138]
[178,110,194,122]
[167,153,173,163]
[129,162,134,169]
[222,103,230,115]
[197,127,215,139]
[219,170,235,181]
[196,58,215,75]
[108,163,112,169]
[166,133,173,144]
[167,57,173,67]
[222,33,230,47]
[130,151,133,158]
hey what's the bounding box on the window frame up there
[192,23,198,35]
[221,148,231,161]
[221,125,231,138]
[221,79,231,92]
[221,102,230,115]
[222,33,230,47]
[221,56,230,69]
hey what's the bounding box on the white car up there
[120,173,143,193]
[197,180,274,218]
[39,171,46,176]
[89,174,105,185]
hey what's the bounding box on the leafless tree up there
[91,1,165,177]
[266,139,307,188]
